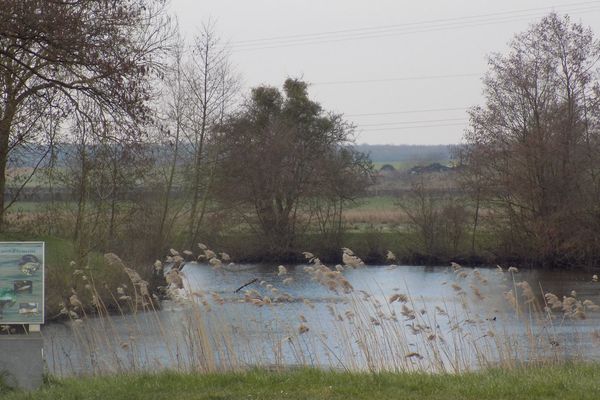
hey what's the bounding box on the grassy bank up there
[1,196,566,269]
[0,232,147,320]
[3,365,600,399]
[194,230,497,266]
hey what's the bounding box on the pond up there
[41,261,600,375]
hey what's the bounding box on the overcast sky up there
[169,0,600,145]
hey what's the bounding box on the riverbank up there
[3,364,600,399]
[0,232,158,321]
[187,231,599,270]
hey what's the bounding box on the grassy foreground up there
[3,365,600,400]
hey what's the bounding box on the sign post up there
[0,242,44,390]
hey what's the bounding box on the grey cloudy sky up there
[169,0,600,145]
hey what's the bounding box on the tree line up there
[3,4,600,267]
[405,14,600,268]
[0,1,371,262]
[461,13,600,267]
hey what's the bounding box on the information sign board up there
[0,242,44,324]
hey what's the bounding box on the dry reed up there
[41,246,600,377]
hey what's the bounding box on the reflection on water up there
[41,263,600,375]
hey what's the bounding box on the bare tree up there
[462,13,600,265]
[0,0,172,230]
[453,144,488,255]
[184,21,238,245]
[56,100,142,258]
[154,34,188,247]
[400,173,468,258]
[151,22,238,248]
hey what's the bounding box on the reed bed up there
[40,246,600,376]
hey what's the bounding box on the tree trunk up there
[157,122,181,247]
[108,154,119,242]
[0,123,9,232]
[73,138,88,246]
[192,150,218,243]
[0,112,15,232]
[188,89,208,244]
[471,186,481,255]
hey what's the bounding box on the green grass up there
[5,200,141,213]
[4,201,51,213]
[2,365,600,399]
[0,231,85,267]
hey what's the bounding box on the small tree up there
[400,174,468,258]
[55,100,150,259]
[215,79,372,254]
[151,22,238,249]
[184,22,238,245]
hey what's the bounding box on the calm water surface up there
[42,263,600,375]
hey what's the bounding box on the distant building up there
[377,164,397,179]
[408,162,452,175]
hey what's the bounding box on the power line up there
[228,4,600,51]
[236,9,599,51]
[358,118,466,127]
[359,122,467,132]
[232,6,600,48]
[230,14,538,50]
[312,73,480,86]
[229,1,599,46]
[345,107,470,117]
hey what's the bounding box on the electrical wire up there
[227,3,600,50]
[357,117,467,127]
[312,73,480,86]
[358,122,467,131]
[345,106,470,117]
[229,1,600,46]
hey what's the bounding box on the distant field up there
[3,196,427,232]
[4,201,55,213]
[6,167,54,188]
[347,196,398,210]
[343,197,405,231]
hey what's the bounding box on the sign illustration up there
[0,242,44,324]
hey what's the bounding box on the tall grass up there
[42,246,600,377]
